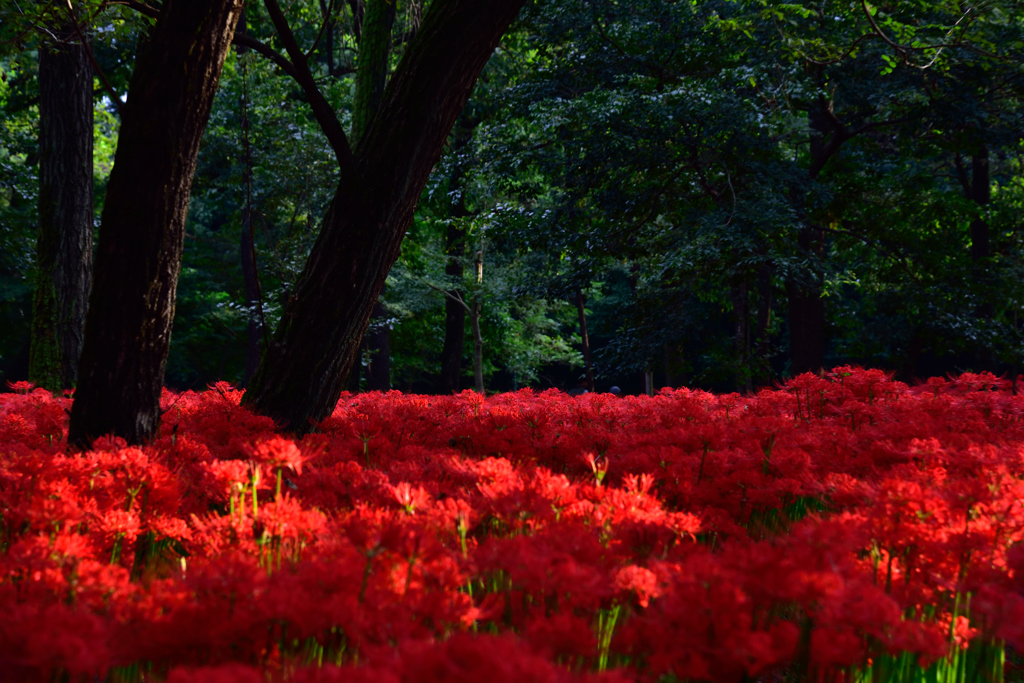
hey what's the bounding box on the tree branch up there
[232,32,301,81]
[66,0,123,115]
[425,281,470,312]
[263,0,357,174]
[306,0,336,60]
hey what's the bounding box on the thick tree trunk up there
[243,0,526,432]
[576,288,594,392]
[69,0,244,446]
[29,23,94,392]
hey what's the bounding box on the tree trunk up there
[29,22,94,393]
[243,0,526,432]
[575,288,594,392]
[440,218,466,393]
[240,209,262,385]
[755,263,772,367]
[787,103,836,376]
[470,296,484,395]
[69,0,244,446]
[365,295,391,391]
[731,279,751,392]
[786,237,825,375]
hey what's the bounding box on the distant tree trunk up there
[244,0,526,432]
[29,22,93,393]
[69,0,244,446]
[365,295,391,391]
[969,147,993,322]
[440,218,467,393]
[575,288,594,392]
[731,279,751,392]
[956,145,994,369]
[754,263,773,372]
[787,102,840,376]
[238,12,262,387]
[470,296,484,395]
[240,209,262,385]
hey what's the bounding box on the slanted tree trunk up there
[240,209,262,385]
[365,295,391,391]
[29,22,93,393]
[243,0,527,432]
[956,145,994,369]
[69,0,244,446]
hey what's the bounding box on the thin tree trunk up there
[240,209,262,385]
[351,0,395,388]
[470,296,484,395]
[243,0,526,432]
[30,21,93,392]
[575,288,594,392]
[787,103,836,376]
[440,218,466,393]
[365,295,391,391]
[731,279,751,392]
[69,0,244,446]
[970,147,993,320]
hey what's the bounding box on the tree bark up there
[69,0,244,446]
[29,22,94,393]
[243,0,527,432]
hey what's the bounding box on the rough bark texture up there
[352,0,396,390]
[68,0,244,446]
[29,24,94,392]
[244,0,527,432]
[350,0,395,143]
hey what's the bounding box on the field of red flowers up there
[2,367,1024,682]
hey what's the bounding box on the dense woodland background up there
[2,0,1023,399]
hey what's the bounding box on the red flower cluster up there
[1,368,1023,682]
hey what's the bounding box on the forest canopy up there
[1,0,1023,405]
